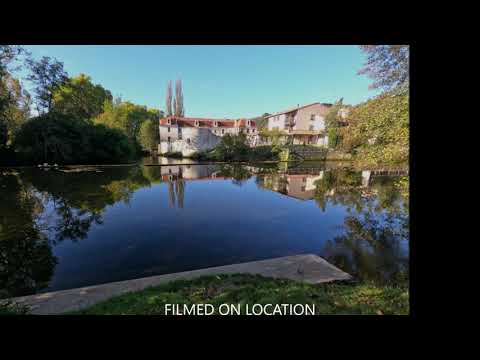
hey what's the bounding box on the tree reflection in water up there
[0,162,409,298]
[0,166,157,298]
[0,171,57,298]
[313,168,409,285]
[256,164,409,284]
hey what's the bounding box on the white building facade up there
[159,116,258,157]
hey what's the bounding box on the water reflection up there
[0,171,57,298]
[0,161,409,297]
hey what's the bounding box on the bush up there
[215,133,249,161]
[188,144,281,163]
[341,93,409,166]
[248,145,281,161]
[14,113,136,164]
[162,151,183,159]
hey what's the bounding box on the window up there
[221,129,225,134]
[301,185,306,192]
[168,127,171,132]
[194,121,199,126]
[186,138,191,144]
[167,119,170,125]
[310,114,315,121]
[247,129,250,134]
[167,136,171,143]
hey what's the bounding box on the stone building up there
[159,116,257,157]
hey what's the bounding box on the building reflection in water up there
[1,162,409,298]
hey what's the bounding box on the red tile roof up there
[159,116,256,128]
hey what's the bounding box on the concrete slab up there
[4,254,352,315]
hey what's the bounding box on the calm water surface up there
[0,159,409,298]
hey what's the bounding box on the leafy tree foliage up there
[215,133,249,161]
[26,56,68,113]
[94,100,159,146]
[0,46,30,149]
[51,74,112,121]
[325,98,343,128]
[358,45,409,95]
[342,45,410,166]
[138,118,160,153]
[14,112,135,164]
[325,98,344,149]
[0,73,31,148]
[341,93,409,166]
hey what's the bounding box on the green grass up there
[0,301,30,315]
[67,274,409,315]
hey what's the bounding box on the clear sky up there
[23,45,379,118]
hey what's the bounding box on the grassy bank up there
[62,274,408,315]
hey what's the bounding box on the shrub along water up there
[189,133,281,162]
[13,113,136,165]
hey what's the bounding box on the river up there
[0,159,409,298]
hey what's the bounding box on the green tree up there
[51,73,112,121]
[341,93,409,166]
[138,119,160,153]
[1,46,30,149]
[26,56,68,113]
[325,98,344,149]
[14,112,135,164]
[0,73,31,149]
[215,133,249,161]
[325,98,343,128]
[94,100,158,143]
[342,45,410,166]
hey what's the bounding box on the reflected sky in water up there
[0,160,409,297]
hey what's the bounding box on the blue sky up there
[22,45,379,118]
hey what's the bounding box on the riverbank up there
[1,274,408,315]
[70,275,408,315]
[2,254,352,314]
